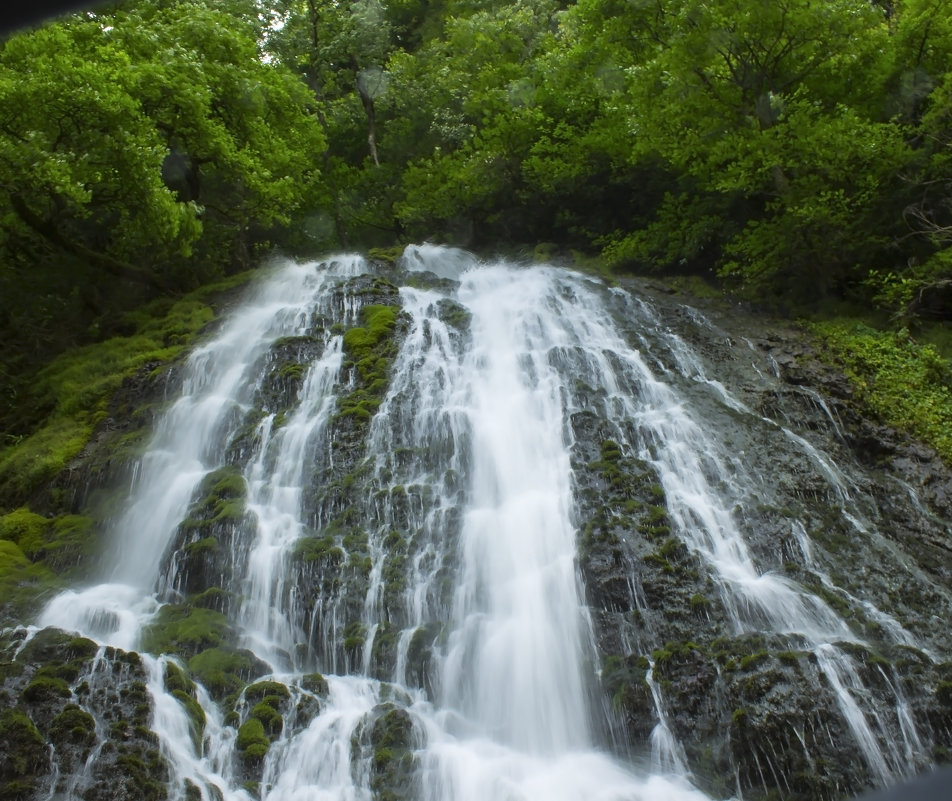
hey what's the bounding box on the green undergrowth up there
[0,707,48,798]
[0,509,100,618]
[811,320,952,462]
[0,271,254,506]
[0,539,60,619]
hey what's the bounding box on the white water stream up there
[35,245,933,800]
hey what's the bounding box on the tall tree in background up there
[0,0,326,427]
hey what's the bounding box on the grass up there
[0,539,60,619]
[811,320,952,462]
[0,271,254,506]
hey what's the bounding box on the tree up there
[0,0,327,427]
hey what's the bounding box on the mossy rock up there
[189,586,231,611]
[140,604,232,658]
[435,299,471,332]
[16,628,98,666]
[368,704,417,801]
[236,716,270,762]
[300,672,329,696]
[164,661,194,695]
[404,623,441,693]
[937,681,952,707]
[181,465,247,529]
[368,246,406,265]
[244,681,289,738]
[370,705,413,752]
[0,707,49,794]
[370,625,400,679]
[48,703,96,746]
[250,701,283,737]
[22,674,72,703]
[337,303,402,423]
[343,622,368,656]
[245,680,291,704]
[112,743,170,800]
[165,661,206,748]
[293,536,345,565]
[187,647,267,702]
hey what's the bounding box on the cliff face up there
[573,293,952,799]
[2,250,951,801]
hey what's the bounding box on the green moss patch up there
[368,704,416,800]
[187,647,262,702]
[165,660,207,747]
[338,304,400,422]
[49,704,96,746]
[0,708,49,797]
[812,321,952,462]
[181,466,247,531]
[300,672,329,696]
[16,628,98,665]
[236,716,270,761]
[0,539,60,619]
[293,535,345,565]
[245,681,290,704]
[22,674,72,703]
[0,509,97,573]
[368,246,406,265]
[0,272,252,506]
[141,605,232,658]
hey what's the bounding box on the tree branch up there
[8,195,170,292]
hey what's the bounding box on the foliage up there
[0,271,250,505]
[0,0,326,442]
[812,321,952,461]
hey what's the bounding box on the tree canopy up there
[4,0,952,432]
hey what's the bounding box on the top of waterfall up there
[401,243,478,281]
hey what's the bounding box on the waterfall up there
[30,245,948,801]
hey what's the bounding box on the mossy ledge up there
[338,303,402,423]
[0,271,254,508]
[0,273,255,622]
[810,321,952,463]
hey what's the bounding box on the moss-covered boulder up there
[0,707,50,799]
[237,716,270,763]
[186,647,269,702]
[366,704,418,801]
[141,604,232,659]
[166,465,252,597]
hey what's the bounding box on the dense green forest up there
[2,0,952,477]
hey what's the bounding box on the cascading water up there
[22,244,952,801]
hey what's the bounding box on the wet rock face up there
[0,629,169,801]
[6,263,952,801]
[574,281,952,800]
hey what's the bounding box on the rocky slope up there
[1,257,951,801]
